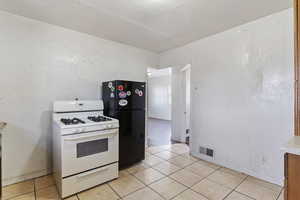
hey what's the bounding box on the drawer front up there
[61,163,118,198]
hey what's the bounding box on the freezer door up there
[102,81,117,116]
[115,81,146,111]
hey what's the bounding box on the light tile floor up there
[2,143,284,200]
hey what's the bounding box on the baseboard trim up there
[3,169,52,186]
[190,150,283,186]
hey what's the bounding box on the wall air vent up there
[199,146,214,157]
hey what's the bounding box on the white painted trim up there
[3,169,52,186]
[181,64,191,72]
[179,64,192,143]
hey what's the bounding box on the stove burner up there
[88,116,112,122]
[60,118,85,125]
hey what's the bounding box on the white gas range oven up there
[52,100,119,198]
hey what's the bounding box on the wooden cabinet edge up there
[284,153,288,200]
[284,153,300,200]
[294,0,300,136]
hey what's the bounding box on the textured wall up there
[159,9,294,185]
[0,11,158,184]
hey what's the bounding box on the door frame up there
[171,64,192,143]
[294,0,300,136]
[180,64,191,143]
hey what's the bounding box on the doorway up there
[146,65,191,147]
[147,67,172,146]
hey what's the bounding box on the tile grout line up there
[4,178,37,200]
[147,185,170,200]
[5,191,35,200]
[276,188,284,200]
[116,167,253,200]
[187,166,224,199]
[117,172,151,198]
[151,181,189,200]
[107,183,123,199]
[122,153,194,200]
[165,155,251,199]
[147,173,190,200]
[220,175,249,200]
[142,147,223,199]
[235,177,283,200]
[149,154,219,200]
[130,145,280,200]
[132,170,166,186]
[169,172,213,200]
[120,184,167,200]
[167,172,209,200]
[234,191,256,200]
[205,171,248,188]
[169,188,190,200]
[150,146,283,200]
[233,175,278,200]
[34,178,37,200]
[129,159,281,199]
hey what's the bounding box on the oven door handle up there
[64,131,116,141]
[77,166,110,178]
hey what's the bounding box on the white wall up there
[0,11,158,185]
[159,9,294,185]
[147,68,171,120]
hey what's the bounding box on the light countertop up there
[282,136,300,155]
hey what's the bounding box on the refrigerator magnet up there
[119,99,128,106]
[110,93,115,98]
[138,91,143,96]
[117,85,124,91]
[119,91,127,98]
[127,91,131,96]
[135,89,139,94]
[108,82,113,88]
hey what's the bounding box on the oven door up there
[61,129,118,177]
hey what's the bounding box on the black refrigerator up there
[102,80,146,169]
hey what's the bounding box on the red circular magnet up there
[117,85,124,91]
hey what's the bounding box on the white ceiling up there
[0,0,292,52]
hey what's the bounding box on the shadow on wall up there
[40,110,53,174]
